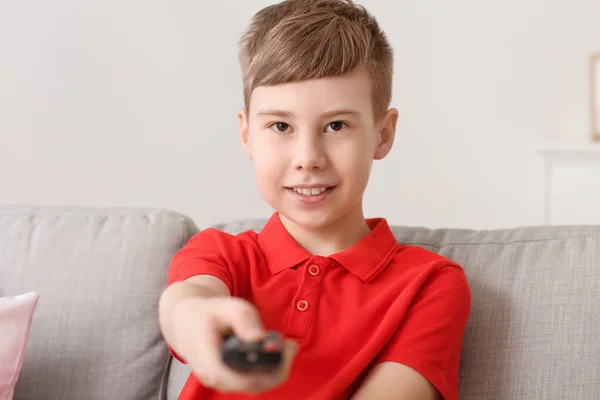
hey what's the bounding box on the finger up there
[186,316,229,389]
[215,298,266,342]
[213,338,299,393]
[216,368,277,394]
[236,339,299,392]
[273,339,299,382]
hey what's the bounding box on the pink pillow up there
[0,292,39,400]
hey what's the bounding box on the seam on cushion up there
[402,235,599,249]
[160,214,190,400]
[160,216,200,400]
[157,351,173,400]
[176,216,189,250]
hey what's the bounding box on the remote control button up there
[296,300,309,311]
[263,333,282,352]
[263,342,280,352]
[246,350,259,363]
[308,265,320,276]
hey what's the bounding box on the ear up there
[374,108,398,160]
[238,108,252,160]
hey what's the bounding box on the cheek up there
[333,137,374,175]
[347,157,373,186]
[250,136,286,181]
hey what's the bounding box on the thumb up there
[272,339,299,382]
[285,339,299,357]
[282,339,299,367]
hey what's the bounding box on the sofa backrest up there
[0,206,193,400]
[2,206,598,399]
[167,219,600,400]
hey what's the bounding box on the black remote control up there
[221,330,283,373]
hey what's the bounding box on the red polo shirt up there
[167,212,470,400]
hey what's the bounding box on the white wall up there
[1,0,599,230]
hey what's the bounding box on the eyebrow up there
[256,108,362,119]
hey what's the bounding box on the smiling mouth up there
[286,186,336,196]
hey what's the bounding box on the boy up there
[159,0,471,399]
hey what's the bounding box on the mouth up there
[286,186,336,196]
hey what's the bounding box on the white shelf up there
[536,141,600,225]
[537,142,600,164]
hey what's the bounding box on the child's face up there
[239,66,397,231]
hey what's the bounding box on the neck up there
[279,202,371,256]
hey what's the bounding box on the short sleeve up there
[167,228,234,294]
[166,228,240,364]
[375,265,471,400]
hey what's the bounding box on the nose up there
[292,133,327,172]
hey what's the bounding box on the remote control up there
[221,330,283,373]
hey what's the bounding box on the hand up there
[172,296,299,394]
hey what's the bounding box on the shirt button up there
[296,300,309,311]
[308,265,320,276]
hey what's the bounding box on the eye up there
[270,122,290,133]
[326,121,346,132]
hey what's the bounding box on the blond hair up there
[238,0,394,118]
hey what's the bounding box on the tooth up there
[292,187,329,195]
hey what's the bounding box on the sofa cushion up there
[166,219,600,400]
[0,206,194,400]
[0,291,39,400]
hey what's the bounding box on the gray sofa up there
[1,206,599,399]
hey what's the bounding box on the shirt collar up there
[258,212,399,283]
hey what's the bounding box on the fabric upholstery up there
[0,291,39,400]
[0,206,193,400]
[2,206,598,399]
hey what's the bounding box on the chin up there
[278,208,340,231]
